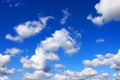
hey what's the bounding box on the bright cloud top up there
[87,0,120,25]
[20,28,80,80]
[5,16,53,42]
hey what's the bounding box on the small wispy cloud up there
[96,38,105,44]
[60,9,70,25]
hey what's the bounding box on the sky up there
[0,0,120,80]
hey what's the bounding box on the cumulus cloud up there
[41,28,80,55]
[87,0,120,25]
[20,28,79,79]
[0,76,9,80]
[4,47,22,56]
[52,68,97,80]
[0,54,10,67]
[83,49,120,79]
[21,28,79,70]
[24,70,52,80]
[96,38,105,44]
[0,54,15,77]
[54,64,65,69]
[60,9,70,25]
[5,16,53,42]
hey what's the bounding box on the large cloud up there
[20,28,80,79]
[41,28,80,55]
[5,16,53,42]
[24,70,52,80]
[87,0,120,25]
[52,68,97,80]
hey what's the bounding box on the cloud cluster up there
[87,0,120,25]
[83,49,120,79]
[20,28,80,79]
[52,68,97,80]
[6,16,53,42]
[0,54,15,80]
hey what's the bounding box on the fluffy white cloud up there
[83,49,120,69]
[0,54,10,67]
[24,71,52,80]
[60,9,70,25]
[0,68,15,75]
[21,28,79,70]
[54,64,65,69]
[52,68,97,80]
[41,28,80,55]
[96,38,105,44]
[21,47,46,70]
[0,76,9,80]
[4,47,22,56]
[0,54,15,76]
[90,72,109,80]
[6,16,53,42]
[20,28,79,79]
[87,0,120,25]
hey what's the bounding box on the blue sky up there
[0,0,120,80]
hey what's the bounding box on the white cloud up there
[20,28,79,79]
[21,28,79,70]
[0,76,9,80]
[87,0,120,25]
[0,54,10,67]
[83,49,120,75]
[4,47,22,56]
[60,9,70,25]
[46,52,59,61]
[0,68,15,75]
[41,28,80,55]
[96,38,105,44]
[20,47,46,70]
[0,54,15,76]
[24,71,52,80]
[5,16,53,42]
[52,68,97,80]
[90,72,109,80]
[54,64,65,69]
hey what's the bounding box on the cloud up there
[0,76,9,80]
[41,28,80,55]
[96,38,105,44]
[24,71,52,80]
[90,72,109,80]
[0,0,21,7]
[21,28,79,70]
[20,28,79,79]
[52,68,97,80]
[5,16,53,42]
[0,54,15,76]
[0,54,10,67]
[0,68,15,75]
[54,64,65,69]
[4,47,22,56]
[83,49,120,79]
[60,9,70,25]
[87,0,120,25]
